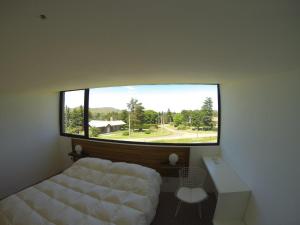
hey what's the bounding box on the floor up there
[151,192,216,225]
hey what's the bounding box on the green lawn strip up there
[92,128,173,140]
[149,136,217,143]
[166,124,217,135]
[184,130,217,135]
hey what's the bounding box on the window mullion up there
[84,89,89,138]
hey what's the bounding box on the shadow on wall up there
[58,136,73,169]
[244,196,260,225]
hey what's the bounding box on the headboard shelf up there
[72,138,190,177]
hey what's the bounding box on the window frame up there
[59,84,221,146]
[59,88,89,138]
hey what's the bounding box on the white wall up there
[190,146,221,166]
[221,74,300,225]
[58,136,73,169]
[0,92,63,199]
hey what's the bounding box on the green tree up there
[161,111,168,125]
[64,106,71,128]
[68,106,84,134]
[160,111,167,126]
[201,97,214,129]
[192,110,204,136]
[120,110,128,123]
[79,105,84,123]
[166,108,173,123]
[127,98,145,131]
[88,110,94,121]
[144,110,158,124]
[104,111,120,121]
[157,112,162,124]
[96,113,103,120]
[90,127,99,137]
[181,110,193,125]
[173,113,183,127]
[134,104,145,131]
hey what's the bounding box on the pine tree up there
[201,97,214,129]
[127,98,144,131]
[167,108,173,123]
[64,106,71,129]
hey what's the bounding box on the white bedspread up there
[0,158,161,225]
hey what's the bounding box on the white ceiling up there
[0,0,299,93]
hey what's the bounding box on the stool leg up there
[174,200,182,217]
[198,202,202,219]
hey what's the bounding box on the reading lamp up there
[169,153,179,166]
[74,145,83,154]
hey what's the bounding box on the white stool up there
[175,167,208,218]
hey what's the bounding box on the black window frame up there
[59,84,221,146]
[59,88,89,138]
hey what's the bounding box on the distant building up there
[89,120,126,133]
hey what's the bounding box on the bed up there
[0,157,162,225]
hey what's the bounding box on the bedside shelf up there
[68,151,89,162]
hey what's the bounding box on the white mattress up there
[0,157,162,225]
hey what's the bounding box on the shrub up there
[67,127,83,135]
[203,126,212,131]
[90,127,100,137]
[142,124,150,129]
[177,125,188,130]
[122,131,129,136]
[121,125,128,130]
[149,126,157,132]
[143,124,158,129]
[144,130,151,134]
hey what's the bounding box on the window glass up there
[88,84,219,144]
[62,90,85,135]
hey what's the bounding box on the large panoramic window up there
[60,84,220,145]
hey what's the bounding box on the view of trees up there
[64,97,217,136]
[201,97,214,129]
[127,98,145,131]
[64,105,84,134]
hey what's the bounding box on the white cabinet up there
[203,157,251,225]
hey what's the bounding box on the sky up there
[65,84,219,112]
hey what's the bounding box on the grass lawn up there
[185,129,217,135]
[150,136,217,143]
[165,124,217,134]
[92,127,173,140]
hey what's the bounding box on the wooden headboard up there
[72,138,190,176]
